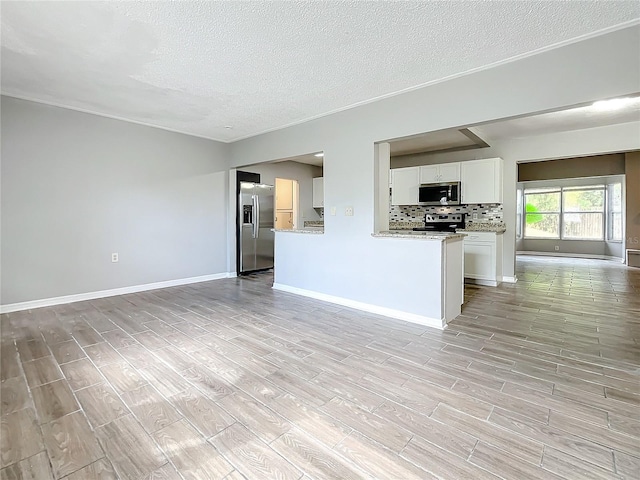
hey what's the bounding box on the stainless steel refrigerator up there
[238,182,275,273]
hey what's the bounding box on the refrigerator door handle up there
[254,194,260,238]
[251,195,257,238]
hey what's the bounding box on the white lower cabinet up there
[463,232,503,286]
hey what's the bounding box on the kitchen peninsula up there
[272,228,464,329]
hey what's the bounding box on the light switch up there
[331,207,336,216]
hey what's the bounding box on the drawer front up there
[463,232,496,243]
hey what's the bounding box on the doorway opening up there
[275,178,299,230]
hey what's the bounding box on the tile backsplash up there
[390,203,503,225]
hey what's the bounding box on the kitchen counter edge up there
[272,228,324,234]
[372,232,466,240]
[457,227,506,233]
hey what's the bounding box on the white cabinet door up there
[419,165,439,184]
[464,242,494,279]
[463,232,502,286]
[419,163,460,183]
[438,163,461,182]
[312,177,324,208]
[460,158,502,204]
[391,167,420,205]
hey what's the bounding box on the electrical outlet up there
[554,246,559,251]
[472,213,478,220]
[331,207,336,216]
[111,253,119,263]
[345,206,354,216]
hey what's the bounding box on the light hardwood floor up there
[1,256,639,479]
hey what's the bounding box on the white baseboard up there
[501,276,518,283]
[272,283,445,330]
[517,251,623,261]
[0,273,232,314]
[464,278,498,287]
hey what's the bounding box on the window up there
[524,188,560,238]
[608,183,622,241]
[522,184,616,241]
[562,186,604,240]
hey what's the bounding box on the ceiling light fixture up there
[314,153,324,157]
[591,97,636,111]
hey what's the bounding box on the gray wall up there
[626,151,640,253]
[1,96,230,305]
[518,154,626,181]
[239,160,323,225]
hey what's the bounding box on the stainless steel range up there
[413,214,465,233]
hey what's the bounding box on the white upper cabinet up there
[460,158,503,204]
[312,177,324,208]
[391,167,420,205]
[419,165,439,184]
[419,162,460,184]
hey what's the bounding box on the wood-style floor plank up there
[1,256,638,480]
[120,385,182,435]
[169,388,234,438]
[49,340,86,365]
[152,419,233,480]
[31,379,80,423]
[0,343,21,381]
[270,427,368,480]
[208,423,301,480]
[0,451,54,480]
[63,457,117,480]
[0,409,44,469]
[60,358,104,391]
[75,383,130,428]
[96,415,166,480]
[42,411,104,478]
[0,376,31,416]
[22,356,63,388]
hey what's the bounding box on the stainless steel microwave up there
[418,182,461,205]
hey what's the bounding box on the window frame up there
[523,187,562,240]
[607,183,623,243]
[561,186,605,241]
[522,185,609,241]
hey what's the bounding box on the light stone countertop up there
[457,223,506,233]
[372,231,466,240]
[272,228,324,234]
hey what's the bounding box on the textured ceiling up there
[389,129,483,156]
[274,152,324,168]
[471,96,640,141]
[1,1,638,142]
